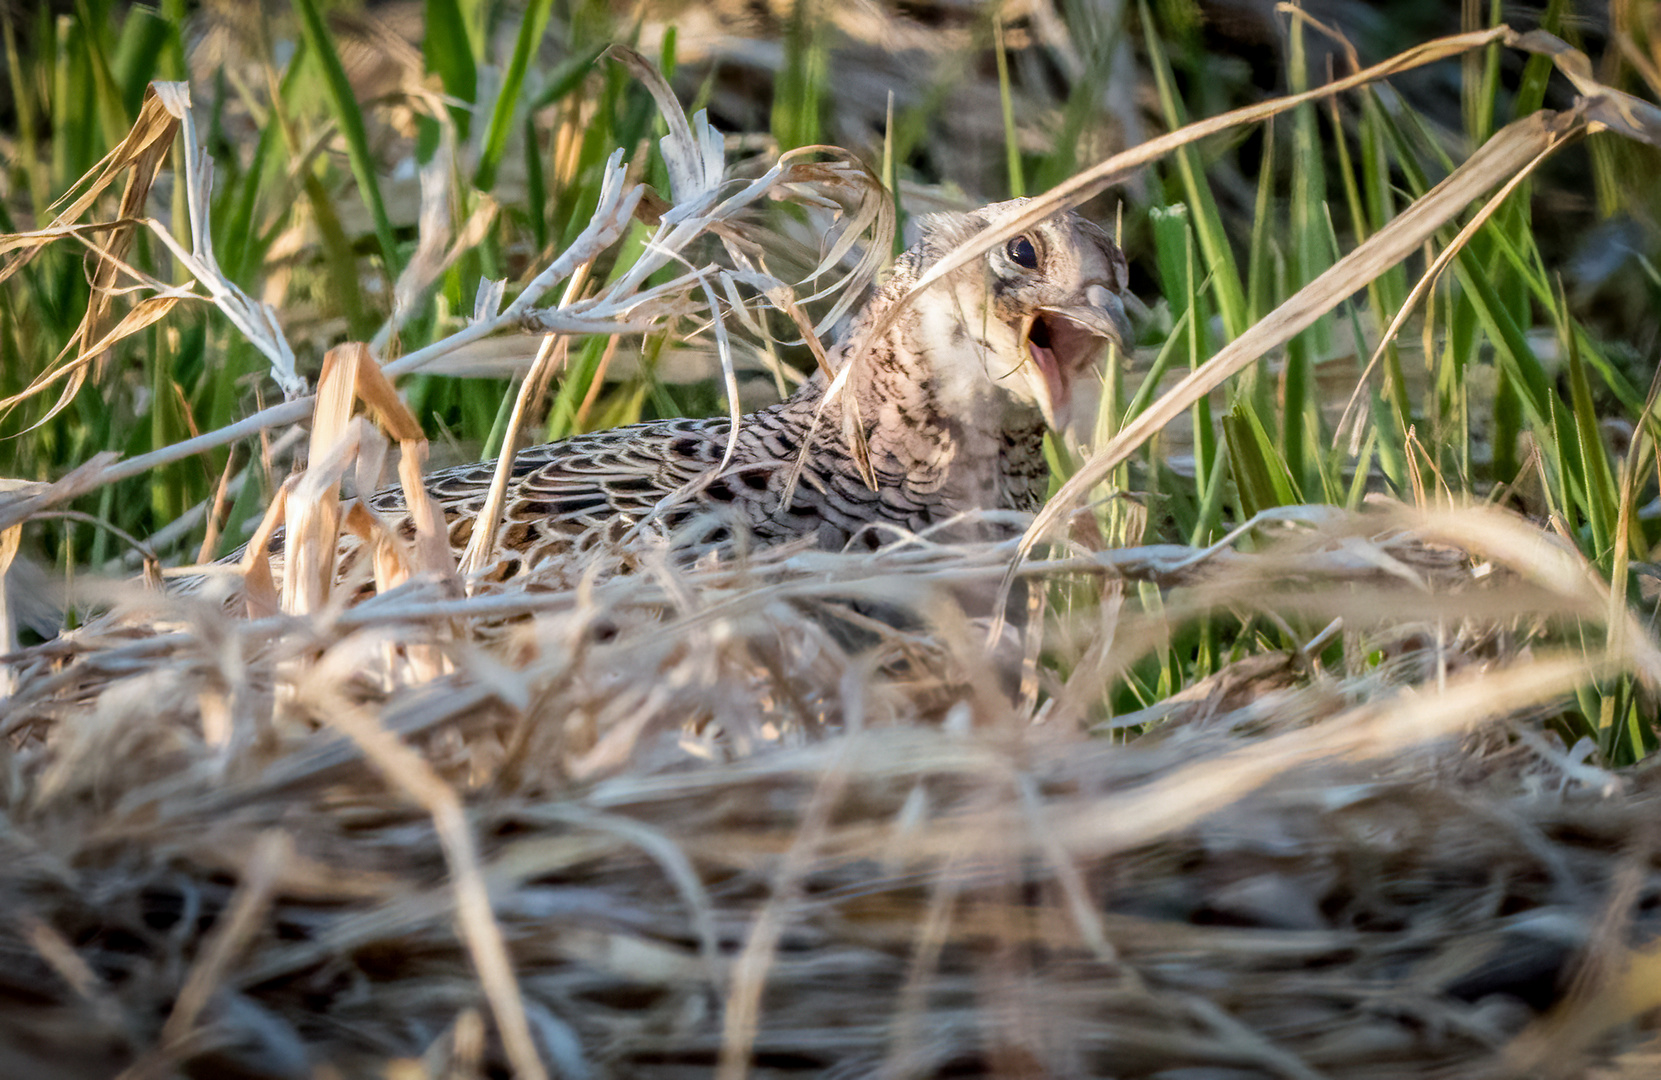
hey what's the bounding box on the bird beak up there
[1039,284,1134,355]
[1023,283,1133,433]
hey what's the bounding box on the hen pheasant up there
[349,199,1131,587]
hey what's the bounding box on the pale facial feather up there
[893,200,1131,435]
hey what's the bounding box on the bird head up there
[902,199,1133,435]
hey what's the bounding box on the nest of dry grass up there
[5,504,1661,1080]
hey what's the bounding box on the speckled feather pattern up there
[312,200,1129,587]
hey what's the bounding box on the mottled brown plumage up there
[357,199,1131,585]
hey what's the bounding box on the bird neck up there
[766,310,1051,515]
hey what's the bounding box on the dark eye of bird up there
[1007,235,1038,269]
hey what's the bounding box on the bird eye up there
[1007,235,1038,269]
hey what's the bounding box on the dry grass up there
[9,476,1661,1080]
[4,502,1661,1079]
[5,21,1661,1080]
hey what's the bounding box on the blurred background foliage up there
[4,0,1661,754]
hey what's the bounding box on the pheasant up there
[342,199,1130,588]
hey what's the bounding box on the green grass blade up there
[157,0,185,77]
[1223,401,1299,518]
[1139,0,1248,341]
[291,0,403,279]
[772,1,828,152]
[1245,120,1275,326]
[221,42,308,283]
[524,111,548,252]
[109,3,168,119]
[303,169,374,337]
[1563,309,1619,566]
[1344,424,1378,510]
[4,16,46,223]
[530,42,609,111]
[1464,0,1503,145]
[1358,91,1406,317]
[994,11,1023,198]
[1121,305,1192,425]
[1329,91,1411,440]
[1283,11,1330,494]
[424,0,478,136]
[1514,0,1567,119]
[73,0,127,146]
[476,0,555,190]
[52,15,94,193]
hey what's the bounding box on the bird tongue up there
[1026,309,1120,431]
[1026,325,1070,424]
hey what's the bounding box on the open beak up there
[1022,283,1133,432]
